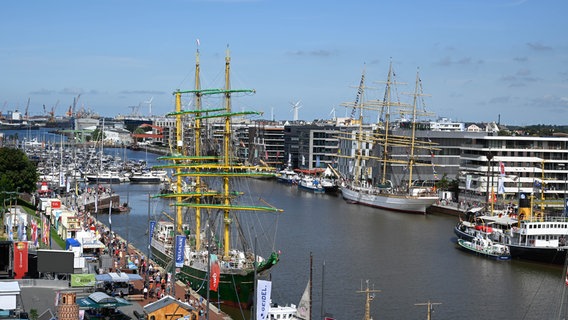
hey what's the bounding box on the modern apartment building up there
[460,135,568,211]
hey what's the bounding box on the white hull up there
[341,186,438,214]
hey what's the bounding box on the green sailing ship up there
[150,45,281,309]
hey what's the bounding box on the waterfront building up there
[247,122,285,167]
[459,135,568,212]
[153,116,176,146]
[429,117,465,132]
[388,129,487,188]
[288,122,340,171]
[336,124,376,180]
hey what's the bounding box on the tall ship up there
[150,46,281,309]
[338,63,439,214]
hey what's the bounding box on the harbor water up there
[101,149,568,320]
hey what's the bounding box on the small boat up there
[457,237,511,260]
[298,176,325,193]
[276,168,300,184]
[128,170,167,184]
[85,171,129,184]
[319,177,339,194]
[267,302,302,320]
[111,202,130,214]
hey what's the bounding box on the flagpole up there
[146,193,150,288]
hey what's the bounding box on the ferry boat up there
[454,208,568,264]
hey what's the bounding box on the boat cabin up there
[512,218,568,247]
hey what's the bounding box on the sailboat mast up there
[194,44,203,251]
[381,62,393,185]
[407,70,420,193]
[222,47,232,260]
[174,92,184,233]
[309,252,313,320]
[354,69,366,184]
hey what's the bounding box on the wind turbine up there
[329,106,337,120]
[290,99,302,121]
[144,97,154,116]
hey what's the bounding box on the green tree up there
[0,147,38,195]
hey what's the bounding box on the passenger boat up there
[85,171,129,184]
[454,207,568,264]
[276,168,299,184]
[337,63,439,214]
[128,170,167,184]
[150,45,281,309]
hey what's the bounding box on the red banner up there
[51,200,61,209]
[13,242,28,279]
[210,261,220,292]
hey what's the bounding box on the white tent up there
[0,281,21,310]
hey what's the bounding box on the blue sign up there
[149,220,156,245]
[175,235,186,268]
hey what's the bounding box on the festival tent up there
[0,281,21,310]
[65,238,81,250]
[95,272,143,283]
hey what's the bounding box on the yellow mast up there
[194,44,203,250]
[415,301,442,320]
[223,46,232,260]
[175,91,183,233]
[357,280,380,320]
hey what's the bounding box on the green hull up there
[151,245,278,309]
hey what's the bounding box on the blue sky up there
[1,0,567,125]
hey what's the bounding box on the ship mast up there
[357,280,380,320]
[354,68,366,184]
[158,47,282,262]
[222,46,232,260]
[194,44,203,250]
[380,62,395,186]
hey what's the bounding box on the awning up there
[77,292,132,309]
[95,272,143,283]
[81,239,106,249]
[66,238,81,250]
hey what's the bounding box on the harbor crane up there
[24,98,30,120]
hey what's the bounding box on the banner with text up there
[175,235,186,268]
[256,280,272,320]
